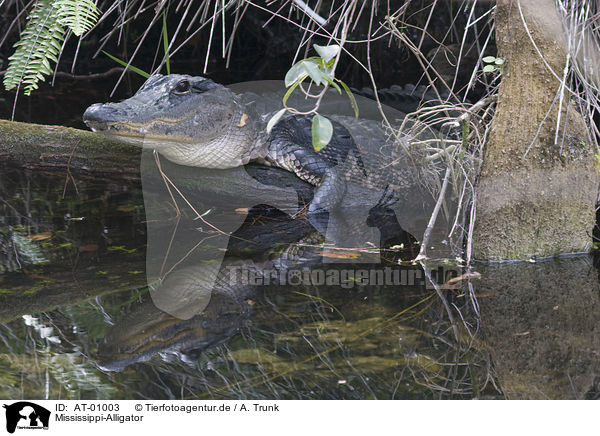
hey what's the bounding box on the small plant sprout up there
[482,56,504,74]
[267,43,358,152]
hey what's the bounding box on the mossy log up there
[0,119,141,181]
[0,119,315,209]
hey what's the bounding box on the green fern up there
[3,0,100,96]
[3,0,64,95]
[55,0,100,37]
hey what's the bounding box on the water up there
[0,163,598,400]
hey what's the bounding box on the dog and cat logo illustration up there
[3,402,50,433]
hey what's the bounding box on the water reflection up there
[0,156,599,399]
[96,201,422,371]
[476,257,600,399]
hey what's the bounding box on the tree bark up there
[472,0,599,260]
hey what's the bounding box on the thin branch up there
[291,0,327,26]
[414,166,451,262]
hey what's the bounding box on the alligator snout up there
[83,103,105,122]
[83,102,130,130]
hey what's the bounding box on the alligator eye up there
[173,80,191,95]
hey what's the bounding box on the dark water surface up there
[0,164,598,400]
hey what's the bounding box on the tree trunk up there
[473,0,598,260]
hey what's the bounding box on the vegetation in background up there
[482,55,504,74]
[3,0,99,95]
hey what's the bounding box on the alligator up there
[83,74,432,214]
[81,77,449,370]
[352,83,457,113]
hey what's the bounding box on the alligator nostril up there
[83,103,120,125]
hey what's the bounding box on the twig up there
[456,95,497,123]
[420,260,460,341]
[466,190,476,266]
[414,166,451,262]
[203,0,221,74]
[291,0,327,26]
[555,21,572,145]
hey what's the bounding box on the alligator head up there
[83,74,259,168]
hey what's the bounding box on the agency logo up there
[3,402,50,434]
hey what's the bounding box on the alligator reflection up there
[97,187,421,371]
[96,113,459,381]
[92,79,463,373]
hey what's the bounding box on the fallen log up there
[0,120,444,253]
[0,119,141,181]
[0,119,315,209]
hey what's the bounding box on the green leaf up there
[482,56,497,63]
[54,0,100,37]
[324,65,335,77]
[285,61,306,87]
[321,74,341,94]
[102,51,150,78]
[482,64,496,73]
[301,60,323,85]
[282,75,307,105]
[266,108,287,133]
[336,79,359,117]
[311,114,333,151]
[494,58,505,65]
[3,0,66,95]
[285,59,322,87]
[314,44,340,63]
[162,13,171,75]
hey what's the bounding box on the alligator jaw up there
[84,117,209,151]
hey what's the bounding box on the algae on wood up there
[0,119,141,180]
[0,120,315,208]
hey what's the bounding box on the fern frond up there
[54,0,100,37]
[3,0,65,96]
